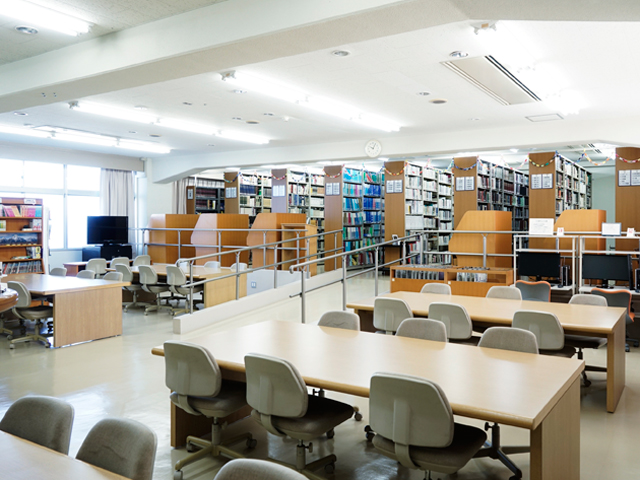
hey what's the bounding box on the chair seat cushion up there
[16,305,53,320]
[171,380,247,418]
[540,345,577,358]
[564,334,607,350]
[450,336,480,346]
[373,423,487,474]
[251,395,354,441]
[144,284,170,294]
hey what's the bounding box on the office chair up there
[369,373,486,480]
[515,280,551,302]
[244,353,354,480]
[592,288,638,352]
[76,269,96,279]
[216,459,307,480]
[564,294,608,386]
[115,264,145,311]
[133,254,151,266]
[164,341,255,480]
[49,267,67,276]
[103,271,123,281]
[7,281,53,349]
[476,327,538,480]
[204,260,221,269]
[512,310,576,357]
[76,418,157,480]
[0,395,74,454]
[165,265,204,316]
[486,286,522,300]
[428,302,477,344]
[420,283,451,294]
[396,318,448,342]
[138,265,172,315]
[86,258,107,278]
[373,297,412,334]
[317,310,360,330]
[110,256,130,267]
[229,262,247,271]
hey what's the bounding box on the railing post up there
[217,231,222,258]
[482,234,487,268]
[419,233,424,265]
[402,241,406,265]
[274,244,278,289]
[342,258,347,311]
[178,230,182,260]
[334,232,338,271]
[188,262,194,314]
[374,245,379,297]
[300,267,306,324]
[235,252,240,300]
[263,230,267,273]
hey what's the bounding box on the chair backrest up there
[110,257,130,267]
[138,265,158,285]
[166,265,187,287]
[230,262,247,271]
[512,310,564,350]
[486,286,522,300]
[115,263,134,282]
[50,267,67,277]
[164,341,222,397]
[478,326,538,354]
[515,280,551,302]
[133,255,151,266]
[216,459,308,480]
[86,258,107,275]
[244,353,308,418]
[7,281,32,307]
[427,302,472,340]
[317,311,360,331]
[0,395,74,454]
[370,372,454,448]
[103,271,123,282]
[373,297,412,333]
[396,318,448,342]
[420,283,451,295]
[569,293,607,306]
[592,288,633,322]
[76,418,157,480]
[204,261,221,269]
[76,270,96,279]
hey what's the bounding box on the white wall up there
[138,159,173,230]
[588,166,615,222]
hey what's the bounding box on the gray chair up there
[370,372,486,479]
[110,256,130,267]
[49,267,67,277]
[515,280,551,302]
[204,260,221,269]
[164,341,255,480]
[86,258,107,278]
[0,395,74,454]
[396,318,448,342]
[7,281,53,349]
[512,310,576,357]
[230,262,247,271]
[373,297,412,334]
[76,269,96,279]
[116,264,145,311]
[138,265,171,315]
[420,283,451,295]
[476,327,538,479]
[133,254,151,266]
[166,265,204,316]
[216,459,307,480]
[245,353,354,480]
[317,311,360,331]
[103,271,123,282]
[76,418,157,480]
[486,286,522,300]
[428,302,477,344]
[592,288,638,351]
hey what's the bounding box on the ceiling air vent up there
[526,114,563,122]
[442,55,541,106]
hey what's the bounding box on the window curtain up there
[100,169,135,243]
[172,177,194,214]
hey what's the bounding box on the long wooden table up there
[4,274,129,348]
[347,291,627,413]
[152,320,583,480]
[0,431,127,479]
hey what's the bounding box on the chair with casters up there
[116,264,146,311]
[166,265,204,316]
[428,302,477,344]
[230,262,247,271]
[103,271,123,282]
[110,256,130,267]
[244,353,354,480]
[476,327,538,480]
[373,297,412,334]
[512,310,576,357]
[420,283,451,295]
[216,459,307,480]
[133,254,151,266]
[164,341,256,480]
[6,281,53,349]
[486,286,522,300]
[0,395,74,454]
[369,372,486,480]
[317,310,360,331]
[76,269,96,279]
[515,280,551,302]
[564,294,608,386]
[591,288,638,352]
[396,318,448,342]
[85,258,107,278]
[76,418,156,480]
[49,267,67,277]
[138,265,172,315]
[204,260,221,269]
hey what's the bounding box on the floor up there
[1,273,640,479]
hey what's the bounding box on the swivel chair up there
[216,459,307,480]
[49,267,67,277]
[592,288,638,352]
[396,318,448,342]
[166,265,204,316]
[420,283,452,295]
[109,256,130,267]
[317,311,360,331]
[139,265,172,315]
[85,258,107,278]
[428,302,477,344]
[515,280,551,302]
[204,260,221,269]
[133,254,151,266]
[116,263,145,311]
[512,310,576,357]
[103,271,123,281]
[486,286,522,300]
[7,281,53,349]
[373,297,412,334]
[76,269,96,279]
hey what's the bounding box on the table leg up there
[530,377,580,480]
[606,318,626,413]
[354,309,375,332]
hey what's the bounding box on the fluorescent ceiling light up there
[53,132,117,147]
[117,140,171,154]
[217,130,269,145]
[354,114,400,133]
[223,71,305,104]
[70,102,157,124]
[543,90,585,116]
[4,1,91,36]
[0,124,51,138]
[156,118,215,135]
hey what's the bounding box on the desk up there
[4,274,128,348]
[0,287,18,313]
[347,291,627,413]
[0,431,127,479]
[152,320,583,480]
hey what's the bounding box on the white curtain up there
[172,177,194,214]
[100,169,135,242]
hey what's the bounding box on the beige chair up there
[396,318,448,342]
[512,310,576,357]
[49,267,67,277]
[245,353,354,480]
[164,341,255,480]
[86,258,107,278]
[166,265,204,316]
[216,459,307,480]
[428,302,477,344]
[133,254,151,266]
[109,256,130,267]
[317,311,360,331]
[139,265,172,315]
[115,264,145,311]
[76,269,96,279]
[204,260,221,269]
[103,271,123,281]
[373,297,412,334]
[370,372,486,479]
[486,286,522,300]
[7,281,53,349]
[420,283,451,295]
[515,280,551,302]
[230,262,247,271]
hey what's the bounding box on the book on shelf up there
[0,220,4,231]
[0,232,39,246]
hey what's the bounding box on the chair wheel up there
[326,428,335,439]
[45,343,51,348]
[583,379,592,387]
[6,335,12,341]
[173,470,183,480]
[186,442,198,452]
[366,431,375,442]
[9,344,15,350]
[324,462,335,474]
[246,438,257,449]
[509,475,522,480]
[354,412,363,421]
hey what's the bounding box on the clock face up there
[365,140,382,158]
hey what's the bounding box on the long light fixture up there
[70,102,157,124]
[217,130,269,145]
[221,71,401,132]
[3,1,91,36]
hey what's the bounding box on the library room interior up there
[3,1,640,480]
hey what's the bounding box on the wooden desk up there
[0,431,127,479]
[152,320,583,480]
[0,287,18,313]
[4,274,128,348]
[347,291,627,413]
[64,260,133,276]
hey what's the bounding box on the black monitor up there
[582,254,632,286]
[517,252,562,279]
[87,216,128,245]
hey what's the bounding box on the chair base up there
[265,440,336,480]
[9,320,51,349]
[474,422,528,480]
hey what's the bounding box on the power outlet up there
[251,282,256,288]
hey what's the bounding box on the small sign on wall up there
[529,218,554,236]
[386,180,403,194]
[619,170,631,186]
[455,176,474,191]
[225,187,237,198]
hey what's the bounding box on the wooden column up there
[615,147,640,251]
[185,185,195,214]
[528,152,557,220]
[383,160,406,264]
[271,168,288,213]
[323,165,343,271]
[224,171,240,214]
[452,156,478,229]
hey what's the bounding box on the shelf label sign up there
[618,170,631,187]
[464,176,474,191]
[531,174,542,189]
[529,218,554,236]
[632,171,640,186]
[455,177,465,191]
[386,180,403,194]
[225,187,237,199]
[542,173,553,189]
[24,198,36,204]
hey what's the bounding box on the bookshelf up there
[615,147,640,251]
[363,169,384,256]
[186,178,225,215]
[0,198,45,275]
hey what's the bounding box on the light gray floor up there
[1,273,639,479]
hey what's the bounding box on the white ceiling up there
[0,0,638,182]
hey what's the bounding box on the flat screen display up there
[87,216,128,245]
[517,252,561,279]
[582,254,631,283]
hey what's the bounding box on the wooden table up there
[0,287,18,313]
[0,431,127,479]
[4,274,129,348]
[347,291,627,413]
[63,260,132,276]
[152,320,583,480]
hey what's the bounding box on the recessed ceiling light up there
[149,134,162,138]
[13,111,28,116]
[417,92,430,96]
[332,50,350,57]
[469,117,481,121]
[182,102,192,106]
[263,112,274,116]
[510,148,519,153]
[429,99,448,105]
[449,51,468,58]
[232,117,243,121]
[233,89,247,94]
[207,144,215,147]
[246,120,259,125]
[128,130,137,134]
[15,26,38,35]
[133,105,148,111]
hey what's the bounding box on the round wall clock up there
[365,139,382,158]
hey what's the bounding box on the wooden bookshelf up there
[223,171,241,214]
[616,147,640,251]
[186,178,226,215]
[323,165,343,271]
[0,197,44,275]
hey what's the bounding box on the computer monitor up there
[87,216,129,245]
[582,254,632,287]
[517,252,562,279]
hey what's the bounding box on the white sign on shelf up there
[225,187,237,199]
[274,185,286,197]
[386,180,394,194]
[632,171,640,186]
[557,227,565,236]
[529,218,554,236]
[618,170,631,187]
[24,198,36,205]
[393,180,403,193]
[542,173,553,189]
[455,177,465,191]
[601,222,621,236]
[627,227,636,238]
[464,176,475,191]
[331,183,340,196]
[531,174,542,190]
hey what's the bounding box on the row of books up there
[343,211,365,225]
[363,184,381,197]
[363,197,382,210]
[343,198,361,211]
[343,226,363,240]
[288,194,308,207]
[1,260,42,274]
[343,168,363,184]
[394,269,444,280]
[1,205,42,218]
[363,224,382,237]
[342,183,363,197]
[456,271,489,282]
[364,211,382,223]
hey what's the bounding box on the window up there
[67,196,100,248]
